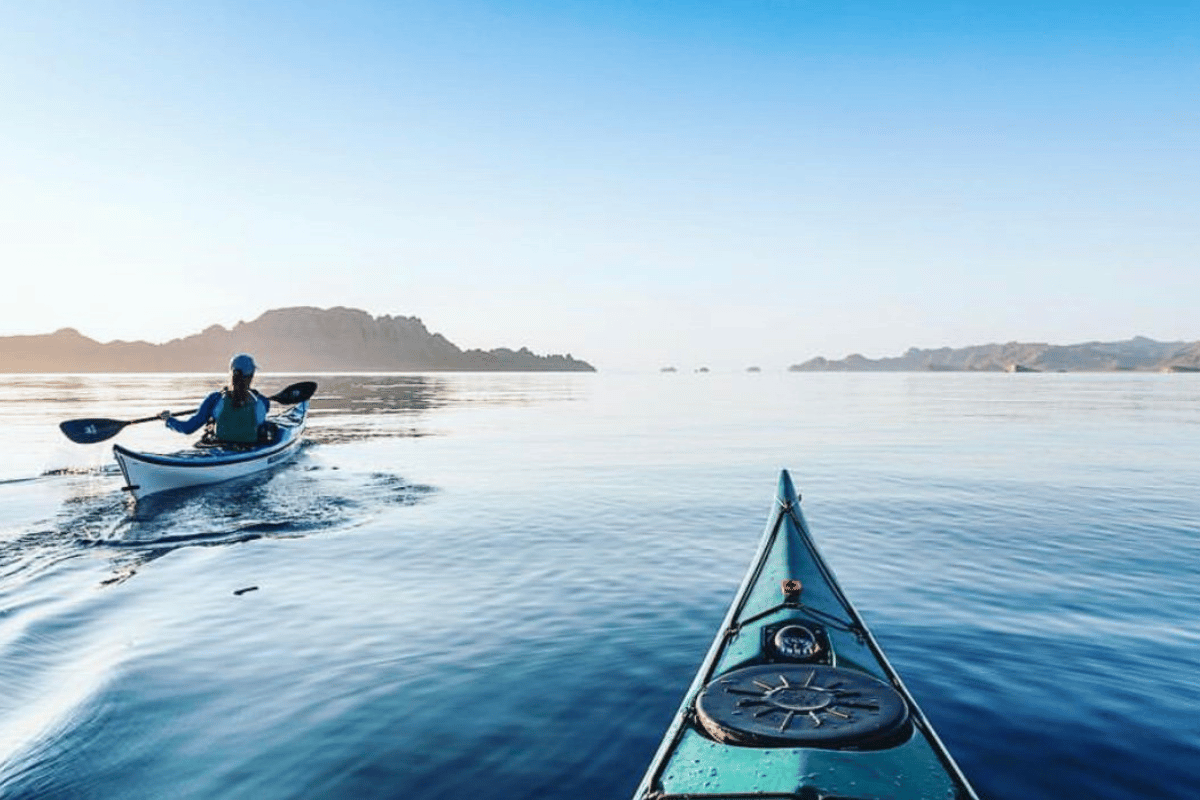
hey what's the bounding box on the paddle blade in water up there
[59,418,129,444]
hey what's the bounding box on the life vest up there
[214,390,262,443]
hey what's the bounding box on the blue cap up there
[230,353,257,375]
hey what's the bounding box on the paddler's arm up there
[255,390,271,421]
[162,392,220,434]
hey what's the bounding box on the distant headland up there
[789,337,1200,373]
[0,306,596,373]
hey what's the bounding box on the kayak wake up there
[4,462,433,591]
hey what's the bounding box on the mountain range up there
[0,307,595,373]
[790,337,1200,373]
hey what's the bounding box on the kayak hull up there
[633,470,979,800]
[113,402,308,501]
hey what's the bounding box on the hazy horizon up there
[6,305,1195,374]
[2,2,1195,371]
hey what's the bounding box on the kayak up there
[113,402,308,501]
[633,470,980,800]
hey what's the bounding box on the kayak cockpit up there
[113,402,308,500]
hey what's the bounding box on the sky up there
[1,1,1196,371]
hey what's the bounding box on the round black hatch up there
[695,664,910,748]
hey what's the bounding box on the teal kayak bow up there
[633,470,980,800]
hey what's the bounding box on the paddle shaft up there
[59,381,317,444]
[132,408,199,425]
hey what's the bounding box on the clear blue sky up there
[1,1,1196,370]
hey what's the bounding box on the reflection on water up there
[306,372,587,412]
[10,372,1197,799]
[308,374,454,414]
[306,373,587,443]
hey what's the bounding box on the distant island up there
[790,337,1200,373]
[0,306,596,373]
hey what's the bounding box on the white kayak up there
[113,402,308,500]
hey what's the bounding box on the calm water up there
[0,371,1197,799]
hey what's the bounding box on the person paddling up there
[160,354,271,444]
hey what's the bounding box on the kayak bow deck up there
[113,401,308,501]
[634,470,979,800]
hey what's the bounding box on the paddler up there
[159,353,271,444]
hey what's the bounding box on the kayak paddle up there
[59,381,318,445]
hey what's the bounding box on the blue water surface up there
[0,371,1197,799]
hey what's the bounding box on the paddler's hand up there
[159,410,172,421]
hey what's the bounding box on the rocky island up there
[790,337,1200,373]
[0,307,595,373]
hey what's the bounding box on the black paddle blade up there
[59,418,129,444]
[270,381,317,405]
